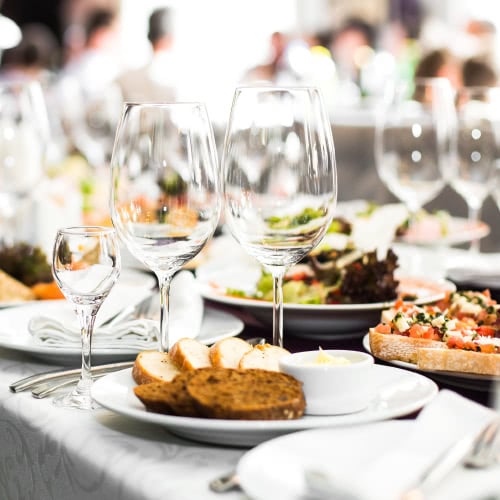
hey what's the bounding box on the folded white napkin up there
[324,390,498,500]
[28,270,203,349]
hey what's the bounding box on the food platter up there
[91,366,437,447]
[196,260,456,338]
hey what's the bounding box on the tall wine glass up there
[375,78,455,229]
[110,102,221,352]
[222,86,337,347]
[0,79,50,244]
[52,226,120,409]
[448,86,500,251]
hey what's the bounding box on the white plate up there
[237,420,500,500]
[0,305,243,365]
[362,334,500,390]
[90,365,437,447]
[398,216,489,246]
[197,263,455,338]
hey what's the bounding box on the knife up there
[9,361,134,393]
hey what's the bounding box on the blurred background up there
[1,0,500,252]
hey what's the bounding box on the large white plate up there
[362,334,500,391]
[0,305,243,365]
[91,365,437,447]
[237,420,500,500]
[197,263,455,338]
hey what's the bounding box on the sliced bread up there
[238,344,291,371]
[134,372,200,417]
[209,337,253,369]
[187,368,305,420]
[132,350,181,385]
[169,337,212,371]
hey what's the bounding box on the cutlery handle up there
[10,361,134,393]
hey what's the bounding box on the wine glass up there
[222,86,337,347]
[0,79,50,244]
[448,86,500,251]
[110,102,221,352]
[375,78,455,234]
[52,226,120,409]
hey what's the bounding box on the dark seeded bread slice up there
[133,371,200,417]
[187,368,305,420]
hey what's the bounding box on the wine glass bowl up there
[449,86,500,250]
[110,102,221,351]
[222,86,337,347]
[375,78,454,217]
[52,226,120,409]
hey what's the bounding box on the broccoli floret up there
[0,243,52,286]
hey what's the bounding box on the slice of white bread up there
[132,350,181,385]
[417,348,500,376]
[169,337,212,371]
[209,337,253,369]
[238,344,291,372]
[368,328,443,364]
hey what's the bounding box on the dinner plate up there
[0,306,243,365]
[362,334,500,391]
[237,420,500,500]
[197,261,455,338]
[90,365,438,447]
[398,216,489,246]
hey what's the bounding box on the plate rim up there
[0,307,244,358]
[361,333,500,383]
[91,365,438,439]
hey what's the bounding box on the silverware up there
[209,471,240,493]
[401,418,500,500]
[464,417,500,469]
[99,291,156,327]
[9,361,134,393]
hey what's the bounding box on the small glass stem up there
[266,265,286,348]
[157,272,173,352]
[468,204,481,252]
[75,304,99,392]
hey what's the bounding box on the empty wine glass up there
[375,78,455,233]
[222,86,337,347]
[0,79,50,244]
[110,102,221,352]
[448,86,500,251]
[52,226,120,409]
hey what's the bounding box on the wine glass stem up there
[75,304,99,391]
[468,204,481,252]
[266,266,285,348]
[157,272,173,352]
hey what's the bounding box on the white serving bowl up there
[279,349,375,415]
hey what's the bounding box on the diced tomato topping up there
[447,336,465,349]
[479,344,496,354]
[476,325,496,337]
[374,323,391,334]
[408,324,433,338]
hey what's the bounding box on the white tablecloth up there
[0,348,247,500]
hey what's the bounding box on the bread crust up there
[368,328,443,364]
[417,348,500,376]
[209,337,252,368]
[238,344,290,371]
[187,368,305,420]
[169,338,211,371]
[132,351,181,385]
[134,372,200,417]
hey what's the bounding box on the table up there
[0,305,498,500]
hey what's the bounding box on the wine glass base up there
[53,381,97,410]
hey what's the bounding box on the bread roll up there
[169,337,211,371]
[238,344,290,371]
[209,337,253,369]
[132,351,181,385]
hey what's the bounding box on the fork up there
[464,418,500,469]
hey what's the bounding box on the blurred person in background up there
[241,31,292,84]
[414,48,462,89]
[462,58,497,87]
[0,23,61,84]
[116,7,177,102]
